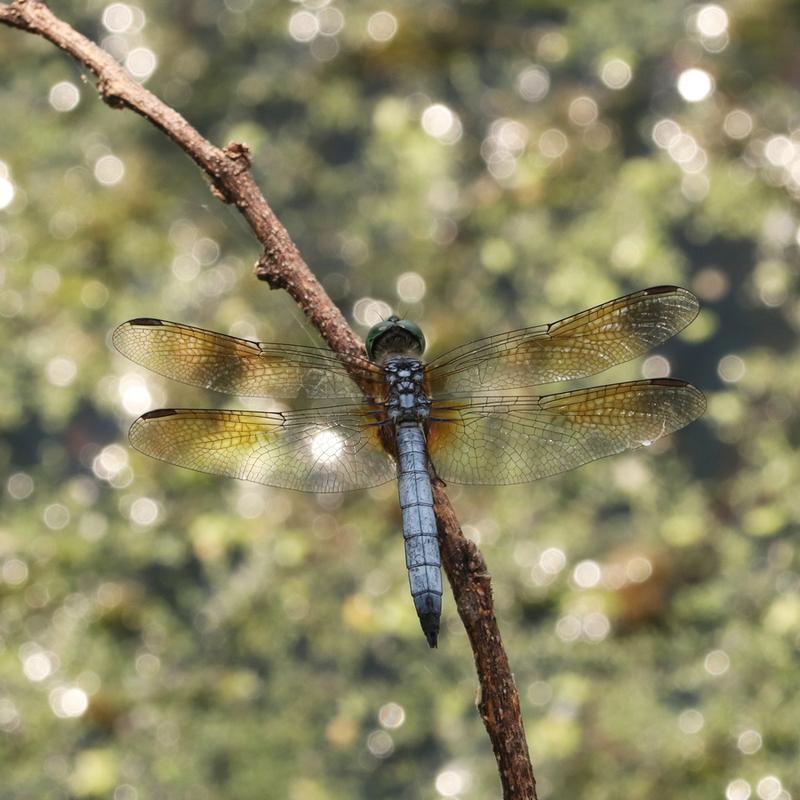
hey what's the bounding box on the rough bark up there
[0,3,537,797]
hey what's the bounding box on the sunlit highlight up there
[119,373,153,415]
[92,444,129,481]
[102,3,134,33]
[652,119,681,149]
[704,648,730,675]
[537,31,568,62]
[236,488,266,519]
[366,729,393,758]
[583,612,610,641]
[421,104,463,145]
[396,272,426,303]
[654,119,710,178]
[695,5,729,38]
[49,686,89,718]
[482,118,529,179]
[367,11,397,42]
[435,767,469,797]
[289,10,319,42]
[764,136,795,167]
[677,68,713,102]
[378,702,405,729]
[126,47,157,81]
[310,430,344,464]
[1,558,28,585]
[171,254,201,282]
[756,776,783,800]
[738,729,762,755]
[538,128,568,159]
[723,110,753,139]
[573,559,601,588]
[526,681,552,706]
[22,650,55,682]
[43,504,70,530]
[7,472,34,500]
[555,614,582,642]
[726,779,752,800]
[718,354,745,383]
[539,547,566,575]
[353,297,392,326]
[568,96,598,127]
[49,81,80,112]
[678,708,704,734]
[94,154,125,186]
[600,58,632,89]
[318,8,344,36]
[517,65,550,101]
[32,266,62,294]
[0,176,15,210]
[642,355,671,378]
[130,497,159,525]
[0,699,19,732]
[625,556,653,583]
[46,356,77,387]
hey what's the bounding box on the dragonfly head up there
[365,315,426,363]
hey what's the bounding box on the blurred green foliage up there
[1,1,799,798]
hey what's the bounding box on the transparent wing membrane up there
[426,286,699,394]
[117,286,705,492]
[426,379,705,485]
[129,405,396,492]
[113,318,383,399]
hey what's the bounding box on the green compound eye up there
[365,319,393,360]
[397,319,426,354]
[365,316,426,360]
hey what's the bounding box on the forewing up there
[128,405,397,492]
[426,286,699,394]
[427,379,705,485]
[113,318,383,399]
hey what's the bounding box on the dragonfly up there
[113,285,705,647]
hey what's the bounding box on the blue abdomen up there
[396,422,442,647]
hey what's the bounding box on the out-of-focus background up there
[1,1,798,798]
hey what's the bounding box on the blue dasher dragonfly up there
[113,285,705,647]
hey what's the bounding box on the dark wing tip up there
[646,285,699,304]
[127,317,164,326]
[140,408,179,420]
[644,285,699,304]
[649,377,688,387]
[645,284,682,295]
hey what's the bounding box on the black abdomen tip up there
[420,613,439,648]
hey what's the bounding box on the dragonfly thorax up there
[383,358,430,424]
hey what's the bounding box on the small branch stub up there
[255,251,291,290]
[224,141,252,172]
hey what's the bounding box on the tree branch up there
[0,2,537,796]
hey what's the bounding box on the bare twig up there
[0,2,537,796]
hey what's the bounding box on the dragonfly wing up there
[113,318,383,399]
[128,405,396,492]
[426,286,699,394]
[427,379,705,485]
